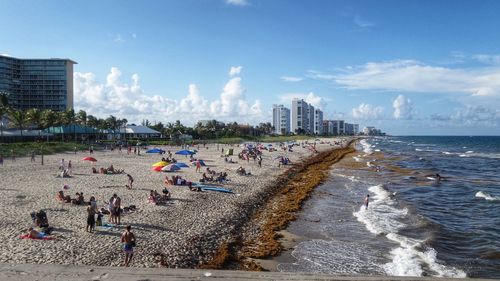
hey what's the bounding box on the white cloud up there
[279,92,328,109]
[1,53,11,57]
[431,106,500,127]
[74,66,262,125]
[229,66,243,77]
[225,0,249,6]
[313,59,500,97]
[351,103,384,120]
[280,76,303,82]
[353,15,375,28]
[113,34,125,43]
[393,94,413,120]
[472,54,500,65]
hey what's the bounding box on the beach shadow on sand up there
[132,223,177,233]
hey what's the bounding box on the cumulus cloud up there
[280,76,303,82]
[74,66,262,125]
[279,92,328,109]
[225,0,249,6]
[430,106,500,127]
[351,103,384,120]
[229,66,242,77]
[393,94,413,120]
[310,59,500,97]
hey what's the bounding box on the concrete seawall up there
[0,263,491,281]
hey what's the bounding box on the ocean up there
[277,136,500,278]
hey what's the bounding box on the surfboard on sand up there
[200,186,234,193]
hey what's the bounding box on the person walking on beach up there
[11,149,15,162]
[0,155,3,166]
[113,194,122,225]
[257,155,262,168]
[68,160,72,175]
[126,174,134,189]
[121,225,136,267]
[86,202,96,233]
[364,194,370,210]
[30,150,35,162]
[195,161,201,173]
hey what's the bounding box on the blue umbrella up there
[175,162,189,168]
[175,149,195,155]
[146,148,164,153]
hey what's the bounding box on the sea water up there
[277,136,500,278]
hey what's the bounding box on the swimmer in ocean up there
[364,194,370,209]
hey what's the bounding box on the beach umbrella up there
[175,149,195,155]
[152,161,169,167]
[146,148,164,153]
[161,164,181,172]
[151,166,163,172]
[82,156,97,162]
[175,162,189,168]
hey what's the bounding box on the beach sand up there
[0,139,346,268]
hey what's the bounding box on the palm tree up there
[76,110,88,143]
[64,109,76,141]
[41,109,57,141]
[105,115,119,140]
[7,109,28,141]
[26,108,43,138]
[87,115,98,141]
[0,91,11,142]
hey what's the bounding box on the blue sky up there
[1,0,500,135]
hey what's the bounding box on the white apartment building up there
[291,98,309,134]
[272,104,290,135]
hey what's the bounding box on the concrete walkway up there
[0,263,490,281]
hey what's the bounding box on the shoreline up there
[200,140,356,270]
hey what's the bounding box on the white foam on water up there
[475,191,500,201]
[465,151,474,154]
[360,139,373,155]
[375,149,381,152]
[353,184,466,277]
[415,148,423,151]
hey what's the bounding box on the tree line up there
[0,91,274,141]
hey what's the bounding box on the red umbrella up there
[82,157,97,162]
[151,166,162,172]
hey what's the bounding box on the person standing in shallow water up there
[364,194,370,209]
[121,225,136,267]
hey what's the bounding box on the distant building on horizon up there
[272,104,290,135]
[0,54,76,111]
[314,108,323,135]
[291,98,309,134]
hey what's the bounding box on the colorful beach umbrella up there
[175,162,189,168]
[151,166,163,172]
[82,157,97,162]
[161,164,181,172]
[152,161,169,167]
[175,149,195,155]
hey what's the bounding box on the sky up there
[1,0,500,135]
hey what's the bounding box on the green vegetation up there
[0,142,88,157]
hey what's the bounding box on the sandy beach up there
[0,138,349,268]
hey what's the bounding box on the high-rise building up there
[353,124,359,135]
[337,120,345,135]
[0,54,76,111]
[307,104,315,134]
[291,98,309,134]
[272,104,290,135]
[314,108,323,135]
